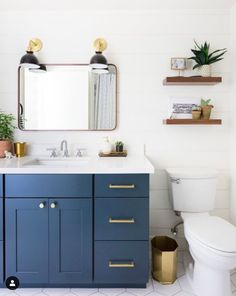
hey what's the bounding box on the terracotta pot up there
[202,105,213,119]
[192,110,201,120]
[0,140,13,158]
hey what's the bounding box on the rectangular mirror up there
[18,64,117,130]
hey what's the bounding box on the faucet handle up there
[62,150,69,157]
[75,148,87,157]
[46,148,57,158]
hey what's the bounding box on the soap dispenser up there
[101,137,113,154]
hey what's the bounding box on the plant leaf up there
[208,58,224,65]
[194,40,201,50]
[208,48,227,59]
[193,64,200,70]
[208,51,227,64]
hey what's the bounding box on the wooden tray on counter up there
[99,150,128,157]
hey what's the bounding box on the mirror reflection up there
[19,64,117,130]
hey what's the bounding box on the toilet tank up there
[166,168,217,212]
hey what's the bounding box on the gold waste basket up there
[151,236,178,284]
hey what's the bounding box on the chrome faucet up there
[60,140,69,157]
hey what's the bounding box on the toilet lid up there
[166,168,217,179]
[185,216,236,253]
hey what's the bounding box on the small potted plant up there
[115,141,124,153]
[192,105,202,120]
[189,40,227,77]
[0,111,16,158]
[201,99,214,119]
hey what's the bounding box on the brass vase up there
[14,142,26,157]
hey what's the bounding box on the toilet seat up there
[185,216,236,253]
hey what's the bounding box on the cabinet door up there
[49,199,92,283]
[5,199,49,283]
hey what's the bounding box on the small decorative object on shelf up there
[101,136,113,154]
[14,142,26,157]
[189,40,227,77]
[99,150,127,157]
[171,57,187,76]
[201,99,214,119]
[0,111,16,158]
[115,141,124,152]
[169,97,201,119]
[192,105,202,120]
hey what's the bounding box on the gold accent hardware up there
[50,202,56,209]
[109,261,135,268]
[93,38,107,52]
[27,38,43,52]
[151,236,178,284]
[39,202,45,209]
[109,184,135,189]
[14,142,26,157]
[109,218,135,224]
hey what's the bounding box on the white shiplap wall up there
[230,4,236,225]
[0,8,231,249]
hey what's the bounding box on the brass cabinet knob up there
[50,202,57,209]
[39,202,45,209]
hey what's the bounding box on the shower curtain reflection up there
[89,66,116,130]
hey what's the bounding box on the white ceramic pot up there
[198,65,211,77]
[101,137,113,154]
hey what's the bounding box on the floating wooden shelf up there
[163,76,222,85]
[163,119,222,125]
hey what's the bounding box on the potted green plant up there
[189,41,227,77]
[192,105,202,120]
[201,99,214,119]
[0,111,16,158]
[115,141,124,153]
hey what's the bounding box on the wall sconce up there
[90,38,109,73]
[20,38,43,69]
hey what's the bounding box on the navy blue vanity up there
[0,173,149,288]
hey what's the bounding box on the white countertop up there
[0,155,154,174]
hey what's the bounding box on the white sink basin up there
[23,157,90,167]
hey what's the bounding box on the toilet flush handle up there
[171,178,181,184]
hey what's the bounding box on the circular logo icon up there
[5,276,20,290]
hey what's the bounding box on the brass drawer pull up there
[109,218,135,224]
[109,261,135,268]
[109,184,135,189]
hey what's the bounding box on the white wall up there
[230,4,236,225]
[0,7,231,249]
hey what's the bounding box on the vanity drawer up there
[95,198,149,240]
[0,199,2,240]
[0,241,2,283]
[95,174,149,197]
[94,241,149,284]
[5,174,93,198]
[0,175,3,198]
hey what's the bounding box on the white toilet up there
[166,168,236,296]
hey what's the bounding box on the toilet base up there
[193,259,231,296]
[183,251,232,296]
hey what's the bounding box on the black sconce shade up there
[90,52,108,69]
[20,51,40,68]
